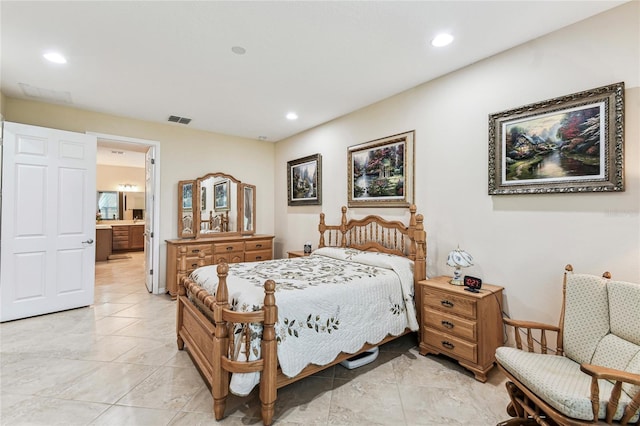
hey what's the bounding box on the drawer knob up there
[441,341,455,350]
[256,244,262,248]
[441,300,454,308]
[192,249,200,253]
[255,256,262,260]
[441,320,454,329]
[226,246,233,251]
[191,263,198,268]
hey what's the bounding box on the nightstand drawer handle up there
[256,244,262,248]
[441,341,455,350]
[255,256,262,260]
[191,263,198,268]
[192,249,200,253]
[441,320,454,329]
[441,300,454,308]
[226,246,233,251]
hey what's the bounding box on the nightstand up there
[287,250,309,258]
[418,276,504,382]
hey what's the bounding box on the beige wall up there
[2,100,275,291]
[274,2,640,326]
[97,164,145,192]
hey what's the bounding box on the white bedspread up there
[189,247,418,395]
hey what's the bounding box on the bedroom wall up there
[274,2,640,326]
[2,99,276,291]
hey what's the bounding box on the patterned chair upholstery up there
[496,265,640,425]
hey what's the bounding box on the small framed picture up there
[214,179,230,211]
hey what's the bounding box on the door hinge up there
[150,269,153,275]
[151,158,155,165]
[150,231,154,238]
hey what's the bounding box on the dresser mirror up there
[177,172,256,239]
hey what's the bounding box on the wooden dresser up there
[165,234,274,298]
[418,276,504,382]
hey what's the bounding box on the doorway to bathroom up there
[92,132,160,294]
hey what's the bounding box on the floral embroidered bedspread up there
[189,246,418,396]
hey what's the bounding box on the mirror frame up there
[178,180,196,238]
[241,183,256,235]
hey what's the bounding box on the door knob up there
[83,239,94,244]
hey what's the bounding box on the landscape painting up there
[287,154,322,206]
[348,131,414,207]
[488,82,625,195]
[503,104,604,182]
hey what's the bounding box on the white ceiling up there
[1,1,627,144]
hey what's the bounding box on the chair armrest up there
[580,364,640,386]
[503,318,561,354]
[503,318,560,332]
[580,363,640,424]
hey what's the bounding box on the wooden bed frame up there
[175,205,427,425]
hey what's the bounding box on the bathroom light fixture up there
[431,33,454,47]
[118,184,137,191]
[286,112,298,120]
[43,51,67,64]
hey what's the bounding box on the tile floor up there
[1,252,511,425]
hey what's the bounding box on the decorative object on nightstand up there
[418,276,504,382]
[446,246,473,285]
[304,241,312,254]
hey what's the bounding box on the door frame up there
[88,132,162,294]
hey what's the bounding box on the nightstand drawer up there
[424,329,477,364]
[424,308,476,341]
[423,288,477,319]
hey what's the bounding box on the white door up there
[144,146,155,293]
[1,122,97,322]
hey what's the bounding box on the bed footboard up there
[176,259,278,425]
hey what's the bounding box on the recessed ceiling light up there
[43,52,67,64]
[231,46,246,55]
[431,33,454,47]
[286,112,298,120]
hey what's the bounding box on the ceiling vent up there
[168,115,192,125]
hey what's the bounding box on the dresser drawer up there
[423,288,477,319]
[213,241,245,254]
[185,255,213,271]
[245,239,273,252]
[213,253,244,264]
[245,249,272,262]
[184,243,213,258]
[424,307,476,341]
[424,329,477,364]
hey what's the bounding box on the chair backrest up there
[562,271,640,399]
[562,272,611,365]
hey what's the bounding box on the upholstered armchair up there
[496,265,640,425]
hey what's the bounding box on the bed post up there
[212,262,231,421]
[339,206,348,247]
[260,279,278,426]
[413,211,427,341]
[176,246,187,350]
[318,212,326,248]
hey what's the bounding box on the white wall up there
[274,2,640,326]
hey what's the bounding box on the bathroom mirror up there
[97,191,121,220]
[177,172,255,239]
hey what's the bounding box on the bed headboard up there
[318,205,426,280]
